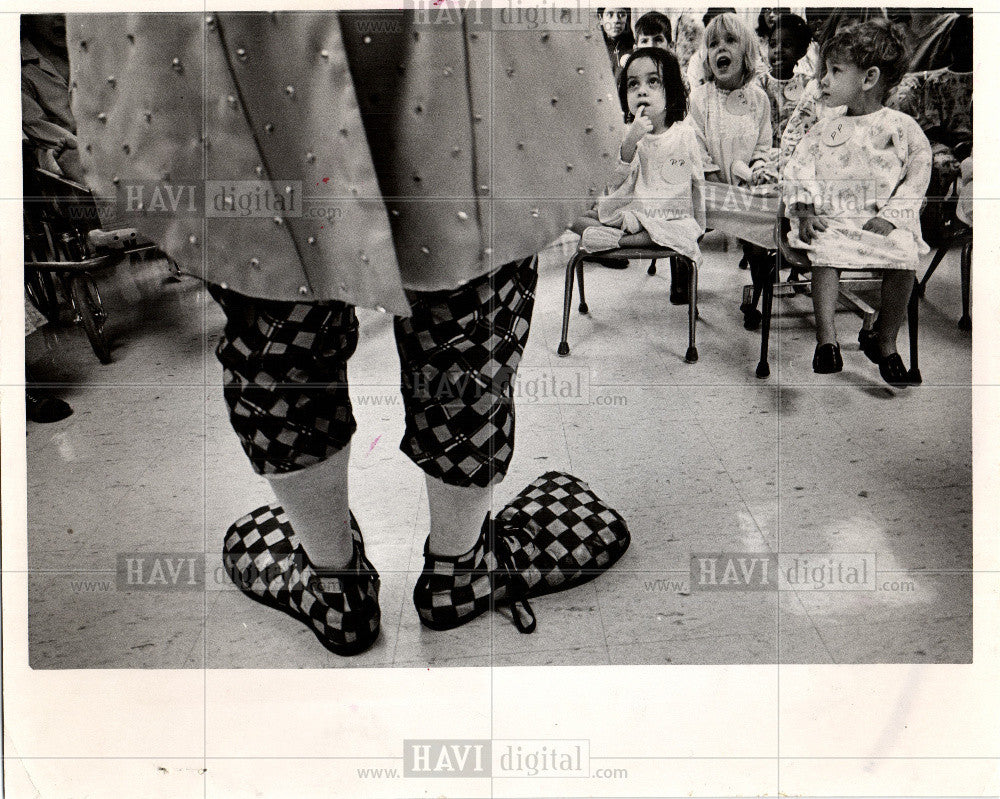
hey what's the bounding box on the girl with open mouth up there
[687,12,776,310]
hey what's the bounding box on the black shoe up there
[877,353,911,388]
[26,392,73,423]
[669,284,690,305]
[812,343,843,374]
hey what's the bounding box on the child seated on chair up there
[784,18,932,387]
[572,47,706,276]
[687,12,777,305]
[689,13,775,189]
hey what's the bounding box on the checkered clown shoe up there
[223,505,381,656]
[413,515,537,634]
[496,471,630,598]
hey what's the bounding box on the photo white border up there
[3,1,998,796]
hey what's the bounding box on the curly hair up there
[820,17,910,97]
[618,47,688,125]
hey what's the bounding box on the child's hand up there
[862,217,895,236]
[798,215,828,243]
[749,161,775,186]
[624,107,654,149]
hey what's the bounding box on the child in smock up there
[784,18,932,386]
[689,12,774,189]
[574,47,705,276]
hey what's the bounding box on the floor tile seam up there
[794,613,973,628]
[776,589,836,663]
[388,483,428,666]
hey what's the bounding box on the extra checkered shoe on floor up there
[223,505,381,656]
[413,516,537,634]
[413,472,628,633]
[496,471,630,598]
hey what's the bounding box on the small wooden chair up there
[557,245,698,363]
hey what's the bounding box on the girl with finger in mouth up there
[571,47,706,274]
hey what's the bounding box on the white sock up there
[580,225,623,253]
[266,445,353,568]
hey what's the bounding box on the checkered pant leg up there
[394,256,538,488]
[209,285,360,475]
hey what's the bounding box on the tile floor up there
[24,231,972,667]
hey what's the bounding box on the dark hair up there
[771,12,812,53]
[597,7,632,38]
[703,8,737,28]
[757,8,775,39]
[635,11,672,44]
[820,18,910,98]
[948,13,973,64]
[618,47,688,125]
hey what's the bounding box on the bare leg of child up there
[570,209,601,236]
[811,266,841,345]
[266,443,354,568]
[874,271,914,356]
[425,477,492,556]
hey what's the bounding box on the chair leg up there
[670,258,691,305]
[917,245,948,298]
[907,275,921,384]
[740,246,768,330]
[756,255,778,378]
[576,257,588,314]
[648,258,657,276]
[685,258,698,363]
[959,240,972,331]
[558,253,581,357]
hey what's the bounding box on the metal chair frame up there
[557,246,699,364]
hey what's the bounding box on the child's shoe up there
[223,505,381,656]
[876,353,911,388]
[812,342,843,374]
[859,326,911,387]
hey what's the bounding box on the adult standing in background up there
[67,10,631,655]
[598,7,634,80]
